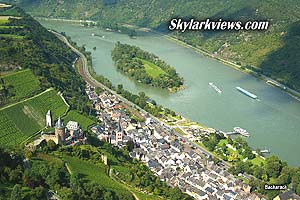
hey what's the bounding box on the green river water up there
[41,20,300,166]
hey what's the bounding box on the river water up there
[40,20,300,166]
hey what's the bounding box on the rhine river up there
[41,20,300,166]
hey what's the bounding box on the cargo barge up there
[236,86,257,99]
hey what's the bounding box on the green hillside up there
[6,0,300,90]
[0,69,41,106]
[63,155,134,198]
[0,89,68,147]
[0,4,89,113]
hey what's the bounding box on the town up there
[85,83,261,200]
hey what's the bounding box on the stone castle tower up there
[55,117,65,144]
[46,110,52,127]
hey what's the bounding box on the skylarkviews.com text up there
[168,18,269,32]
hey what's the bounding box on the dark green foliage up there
[10,184,22,200]
[260,21,300,90]
[265,155,283,179]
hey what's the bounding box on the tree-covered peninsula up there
[111,42,184,92]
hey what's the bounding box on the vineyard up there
[0,89,68,146]
[1,69,41,104]
[63,110,95,131]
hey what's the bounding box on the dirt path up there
[0,88,53,111]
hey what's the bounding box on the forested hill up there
[5,0,300,91]
[0,4,88,111]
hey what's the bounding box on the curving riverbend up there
[41,20,300,166]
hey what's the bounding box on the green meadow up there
[63,110,95,131]
[138,58,166,78]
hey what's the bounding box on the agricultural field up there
[63,110,95,131]
[62,155,132,196]
[140,59,166,78]
[0,89,68,146]
[0,69,41,104]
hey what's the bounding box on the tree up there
[11,184,22,200]
[117,84,123,94]
[103,191,114,200]
[47,140,57,151]
[296,183,300,196]
[30,186,46,199]
[253,165,264,179]
[24,150,33,160]
[9,166,22,183]
[126,140,135,152]
[266,156,283,178]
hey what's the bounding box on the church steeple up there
[117,115,122,132]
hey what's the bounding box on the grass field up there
[62,155,133,196]
[251,156,265,166]
[1,69,41,102]
[138,58,166,78]
[63,110,95,131]
[0,89,68,147]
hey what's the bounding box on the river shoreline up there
[36,17,300,102]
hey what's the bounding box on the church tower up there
[46,110,52,127]
[55,117,65,144]
[116,116,123,143]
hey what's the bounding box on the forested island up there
[111,42,184,92]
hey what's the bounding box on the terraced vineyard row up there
[0,89,68,147]
[1,69,41,103]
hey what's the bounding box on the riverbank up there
[161,34,300,102]
[36,16,300,102]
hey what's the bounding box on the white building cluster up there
[85,83,260,200]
